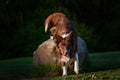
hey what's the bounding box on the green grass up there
[90,51,120,71]
[36,69,120,80]
[0,57,33,80]
[0,51,120,80]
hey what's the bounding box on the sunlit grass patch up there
[34,69,120,80]
[33,62,61,78]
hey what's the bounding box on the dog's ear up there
[45,14,53,32]
[52,13,66,26]
[44,13,65,32]
[51,14,60,26]
[45,14,58,32]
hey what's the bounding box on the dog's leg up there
[61,62,67,76]
[74,53,79,74]
[62,65,67,76]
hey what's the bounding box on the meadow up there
[0,51,120,80]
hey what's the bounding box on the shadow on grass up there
[0,51,120,80]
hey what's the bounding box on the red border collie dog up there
[44,13,79,76]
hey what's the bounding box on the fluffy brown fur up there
[45,12,78,67]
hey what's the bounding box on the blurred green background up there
[0,0,120,59]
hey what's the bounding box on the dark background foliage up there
[0,0,120,59]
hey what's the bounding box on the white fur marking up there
[74,53,79,74]
[62,66,67,76]
[61,56,70,63]
[45,24,48,32]
[75,53,79,61]
[62,33,69,38]
[50,36,54,39]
